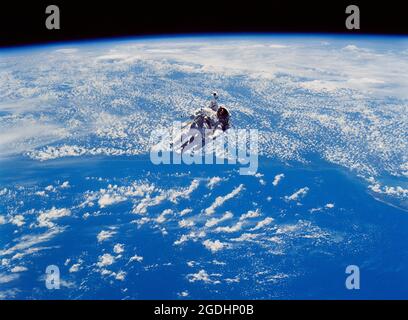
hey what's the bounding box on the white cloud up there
[214,222,243,233]
[168,179,199,203]
[205,211,233,228]
[250,217,274,231]
[269,44,288,49]
[285,187,309,202]
[98,194,127,208]
[174,231,206,246]
[45,185,55,192]
[204,184,244,215]
[60,181,70,189]
[115,271,126,281]
[10,266,28,273]
[187,269,220,284]
[131,217,150,226]
[0,228,63,258]
[69,262,81,273]
[179,219,195,228]
[1,259,10,266]
[129,254,143,263]
[179,208,193,216]
[132,194,166,214]
[178,291,189,297]
[10,215,25,227]
[0,289,20,299]
[267,273,290,283]
[0,122,67,157]
[97,253,115,267]
[28,145,143,161]
[207,176,223,189]
[239,209,260,221]
[272,173,285,186]
[202,239,230,253]
[155,209,173,223]
[0,216,7,225]
[0,273,19,284]
[325,203,335,209]
[55,48,79,54]
[37,207,71,228]
[113,243,125,254]
[300,80,340,92]
[342,44,360,51]
[97,230,116,243]
[369,183,408,198]
[187,261,197,267]
[309,207,323,213]
[231,233,259,242]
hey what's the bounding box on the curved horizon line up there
[1,31,408,51]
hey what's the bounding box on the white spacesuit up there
[190,91,229,131]
[177,92,231,152]
[208,91,219,111]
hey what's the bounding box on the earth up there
[0,35,407,299]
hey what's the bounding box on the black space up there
[0,1,407,47]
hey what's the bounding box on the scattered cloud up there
[37,207,71,228]
[168,179,199,203]
[0,228,64,258]
[129,254,143,263]
[239,209,260,221]
[204,184,244,215]
[179,219,195,228]
[60,181,70,189]
[113,243,125,254]
[179,208,193,216]
[155,209,173,224]
[98,194,127,208]
[178,291,189,297]
[205,211,233,228]
[132,194,166,214]
[10,266,28,273]
[272,173,285,187]
[69,262,82,273]
[10,215,25,227]
[202,239,230,252]
[250,217,274,231]
[231,233,259,242]
[97,230,116,243]
[174,231,206,246]
[285,187,309,202]
[97,253,115,267]
[214,222,243,233]
[207,176,223,189]
[187,269,220,284]
[0,273,19,284]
